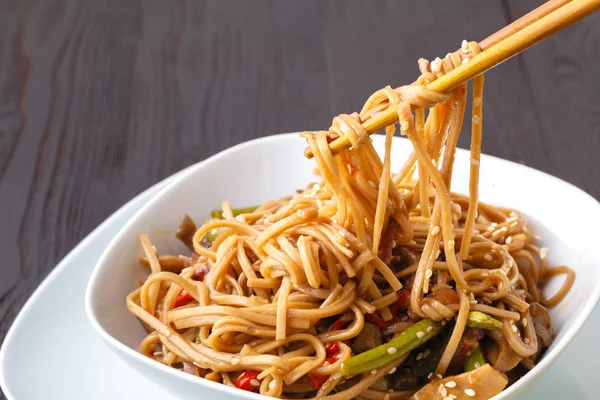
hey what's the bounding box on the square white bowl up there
[85,133,600,400]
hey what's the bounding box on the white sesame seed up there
[445,381,457,388]
[465,388,476,397]
[462,57,470,64]
[470,158,480,166]
[501,226,508,232]
[388,367,397,374]
[462,39,469,51]
[540,247,549,259]
[506,236,513,244]
[472,115,481,124]
[512,324,518,333]
[416,331,425,338]
[152,351,163,357]
[387,347,398,354]
[522,318,528,327]
[368,180,377,189]
[473,97,482,106]
[439,384,448,397]
[416,352,423,361]
[447,240,455,247]
[425,269,433,279]
[524,338,530,344]
[250,379,261,387]
[431,226,440,235]
[347,164,352,174]
[427,325,433,333]
[474,362,481,369]
[230,357,240,365]
[370,369,378,375]
[391,240,397,248]
[423,349,431,358]
[427,372,434,379]
[484,254,493,262]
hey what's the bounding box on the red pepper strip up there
[329,319,349,331]
[460,343,472,357]
[325,342,340,357]
[192,265,209,281]
[324,357,338,365]
[308,373,329,390]
[174,290,194,308]
[389,287,413,317]
[365,313,388,330]
[235,370,262,391]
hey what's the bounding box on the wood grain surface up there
[0,1,598,396]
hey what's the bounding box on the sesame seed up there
[431,226,440,235]
[427,372,434,379]
[540,247,549,259]
[512,324,518,333]
[388,367,397,374]
[439,384,448,397]
[465,389,476,397]
[347,164,352,174]
[323,361,330,367]
[423,349,431,358]
[472,115,481,124]
[416,352,423,360]
[416,331,425,338]
[462,57,470,64]
[484,254,493,262]
[152,351,163,357]
[522,318,528,327]
[250,379,261,387]
[387,347,398,355]
[524,338,530,344]
[473,97,482,106]
[470,158,480,166]
[425,269,433,279]
[447,240,455,247]
[462,40,469,51]
[474,362,481,369]
[506,236,513,244]
[368,180,377,189]
[391,240,397,248]
[445,381,457,388]
[501,227,508,232]
[427,325,433,333]
[370,369,378,375]
[230,357,240,365]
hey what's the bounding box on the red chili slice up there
[389,287,413,317]
[329,319,349,331]
[307,373,329,390]
[460,343,472,357]
[174,290,194,308]
[325,342,340,357]
[365,313,388,330]
[235,370,262,391]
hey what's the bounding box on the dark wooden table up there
[0,1,599,397]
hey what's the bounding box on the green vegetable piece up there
[204,229,220,243]
[412,320,455,379]
[211,206,258,219]
[464,345,486,372]
[466,311,503,330]
[340,319,441,376]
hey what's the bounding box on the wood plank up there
[506,0,600,198]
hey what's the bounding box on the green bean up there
[204,229,220,243]
[466,311,503,330]
[340,319,441,376]
[412,320,455,379]
[211,206,258,219]
[464,345,486,371]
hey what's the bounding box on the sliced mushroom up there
[351,322,383,354]
[484,330,523,373]
[176,214,197,250]
[411,364,508,400]
[521,303,555,369]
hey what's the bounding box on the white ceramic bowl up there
[85,133,600,400]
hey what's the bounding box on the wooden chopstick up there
[305,0,599,159]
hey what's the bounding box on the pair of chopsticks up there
[305,0,600,159]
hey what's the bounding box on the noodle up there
[126,41,574,399]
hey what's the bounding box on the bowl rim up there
[85,132,600,400]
